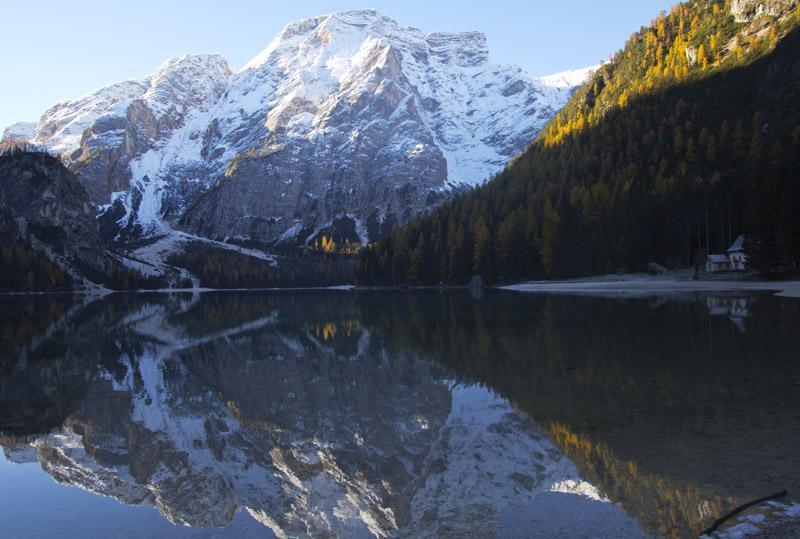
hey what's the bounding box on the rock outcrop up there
[0,151,106,274]
[731,0,799,22]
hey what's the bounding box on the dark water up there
[1,290,799,538]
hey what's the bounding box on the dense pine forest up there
[0,241,72,291]
[357,1,800,285]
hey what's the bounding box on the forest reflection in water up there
[0,289,799,538]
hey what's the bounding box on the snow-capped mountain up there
[32,54,233,210]
[13,10,593,245]
[1,122,37,144]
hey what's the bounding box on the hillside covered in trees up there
[357,0,800,285]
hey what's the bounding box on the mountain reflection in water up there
[1,291,799,538]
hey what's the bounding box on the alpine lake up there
[1,289,799,538]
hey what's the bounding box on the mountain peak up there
[241,10,417,73]
[32,53,234,157]
[240,10,492,73]
[22,10,592,246]
[143,53,233,114]
[1,121,36,144]
[328,8,385,23]
[149,54,233,78]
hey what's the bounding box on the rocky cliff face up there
[14,10,590,245]
[178,11,586,244]
[32,55,233,229]
[731,0,798,22]
[0,151,107,277]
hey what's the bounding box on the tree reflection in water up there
[0,290,798,537]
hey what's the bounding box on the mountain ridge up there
[3,10,592,247]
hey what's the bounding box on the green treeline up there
[357,1,800,285]
[169,243,355,289]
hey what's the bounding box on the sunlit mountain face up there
[6,11,591,248]
[1,290,799,538]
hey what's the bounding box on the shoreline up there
[0,285,357,297]
[4,280,800,298]
[501,279,800,299]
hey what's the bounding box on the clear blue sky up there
[1,0,675,132]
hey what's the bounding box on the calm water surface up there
[0,290,799,538]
